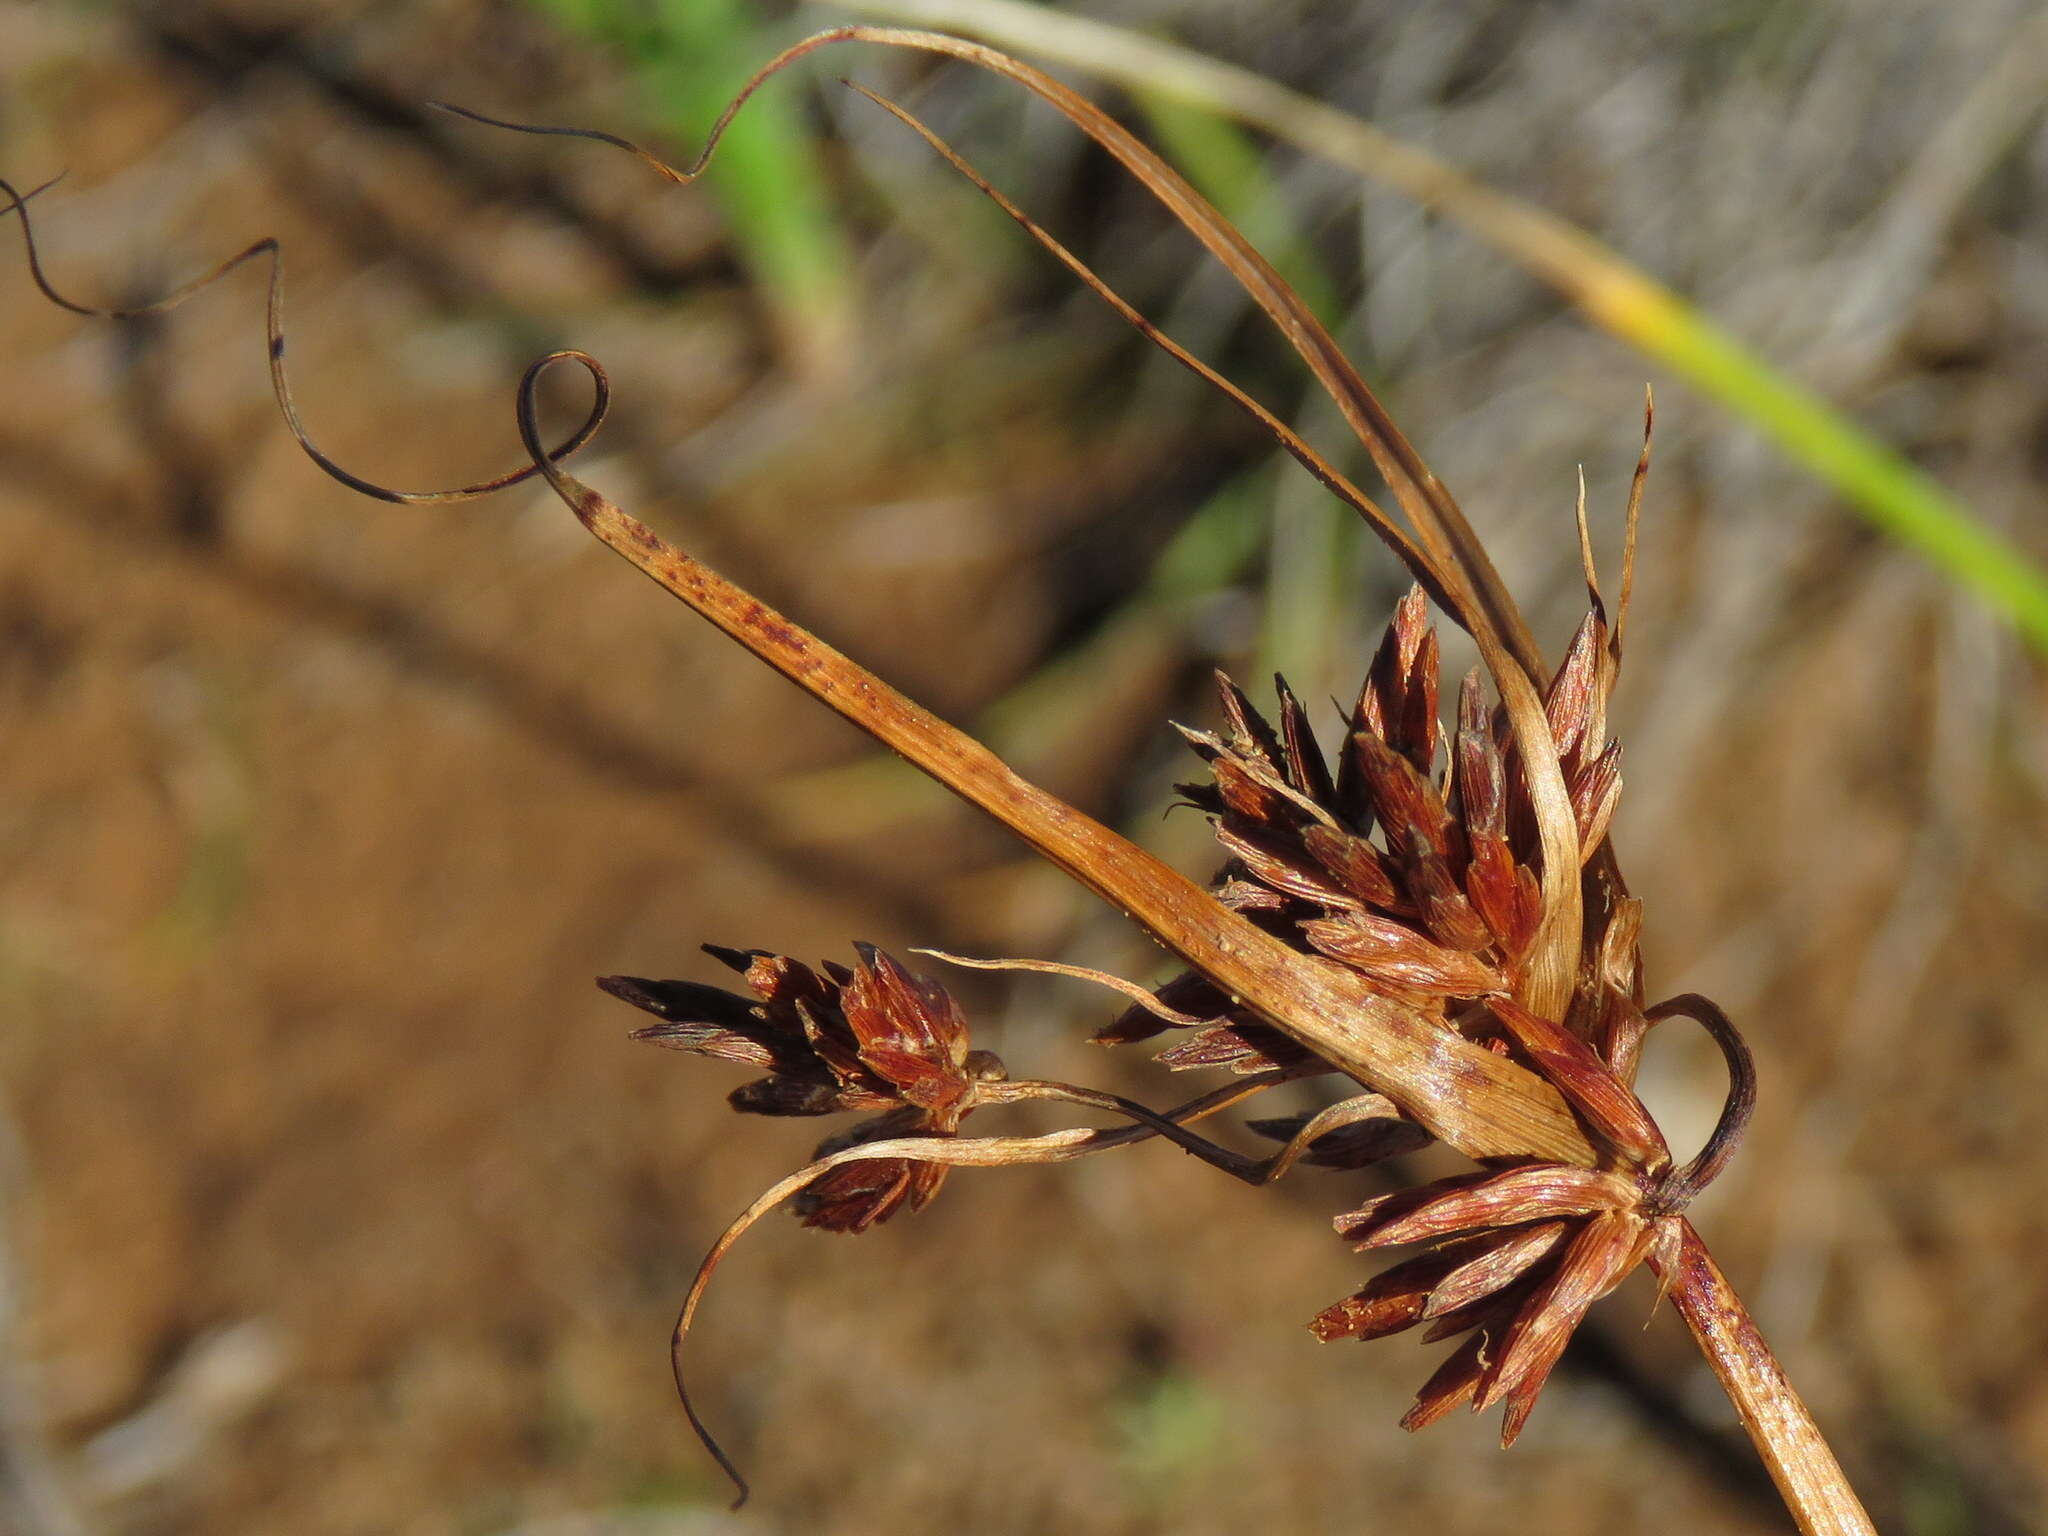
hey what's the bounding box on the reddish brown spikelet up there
[1400,1332,1491,1432]
[1404,841,1496,952]
[1340,1164,1638,1249]
[1570,739,1624,859]
[1418,1278,1537,1345]
[1544,609,1607,768]
[1480,1211,1649,1445]
[1297,823,1401,908]
[1273,675,1338,807]
[1453,683,1523,940]
[1483,998,1668,1168]
[841,943,975,1114]
[1204,745,1303,826]
[1215,818,1365,910]
[1354,585,1440,777]
[609,945,1004,1230]
[1421,1220,1572,1319]
[1310,1237,1497,1342]
[1215,669,1287,769]
[1301,913,1503,997]
[799,1114,941,1233]
[1350,733,1453,862]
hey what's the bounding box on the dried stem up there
[1658,1222,1875,1536]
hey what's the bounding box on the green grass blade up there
[1624,283,2046,641]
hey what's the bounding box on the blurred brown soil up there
[2,3,2046,1535]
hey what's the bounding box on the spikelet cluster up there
[1094,586,1689,1443]
[604,946,1003,1232]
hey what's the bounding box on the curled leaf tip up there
[2,175,610,503]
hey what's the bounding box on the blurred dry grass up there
[1,1,2045,1532]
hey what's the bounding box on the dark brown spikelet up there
[1092,585,1718,1447]
[1311,970,1697,1445]
[1104,587,1625,1091]
[1203,576,1738,1447]
[604,945,1006,1231]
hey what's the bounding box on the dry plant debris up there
[3,22,1883,1536]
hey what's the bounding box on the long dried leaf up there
[511,359,1595,1168]
[0,178,606,504]
[833,83,1456,623]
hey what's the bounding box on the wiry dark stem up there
[995,1080,1266,1182]
[1645,993,1756,1211]
[0,175,608,503]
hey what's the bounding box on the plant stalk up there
[1659,1220,1875,1536]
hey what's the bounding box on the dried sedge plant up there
[5,26,1875,1535]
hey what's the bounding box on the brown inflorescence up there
[1080,585,1715,1444]
[603,945,1006,1232]
[603,576,1743,1449]
[1096,589,1631,1088]
[1312,985,1691,1446]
